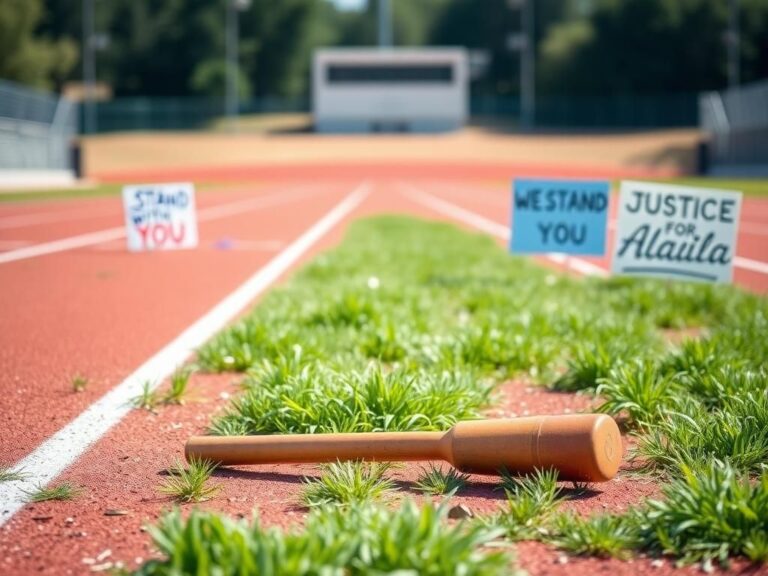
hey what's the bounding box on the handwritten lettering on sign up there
[511,179,609,255]
[612,181,741,283]
[122,182,198,252]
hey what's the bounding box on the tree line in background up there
[1,0,767,99]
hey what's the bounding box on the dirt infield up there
[84,127,703,178]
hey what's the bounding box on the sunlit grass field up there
[130,216,767,574]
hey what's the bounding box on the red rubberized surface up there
[0,175,766,576]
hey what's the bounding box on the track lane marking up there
[0,182,369,526]
[0,184,328,265]
[734,257,768,275]
[400,182,609,278]
[0,206,118,230]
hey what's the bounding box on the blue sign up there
[510,179,610,255]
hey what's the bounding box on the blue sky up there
[330,0,367,11]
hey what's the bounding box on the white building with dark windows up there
[312,48,468,133]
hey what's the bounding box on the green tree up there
[431,0,518,95]
[0,0,77,89]
[334,0,451,47]
[239,0,334,98]
[538,0,768,95]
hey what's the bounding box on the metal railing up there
[700,79,768,172]
[74,92,701,134]
[0,80,78,171]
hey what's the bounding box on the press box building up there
[312,48,468,133]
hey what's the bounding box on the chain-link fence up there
[0,80,78,171]
[700,79,768,174]
[89,96,309,132]
[80,92,699,133]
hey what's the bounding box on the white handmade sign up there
[122,182,198,252]
[612,181,741,283]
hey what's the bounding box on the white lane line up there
[0,206,117,230]
[401,182,609,278]
[734,256,768,275]
[401,183,510,240]
[0,227,127,264]
[0,182,369,527]
[0,184,325,266]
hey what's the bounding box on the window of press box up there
[326,64,454,84]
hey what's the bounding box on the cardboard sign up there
[612,181,741,283]
[122,182,198,252]
[511,179,610,255]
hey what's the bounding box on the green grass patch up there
[131,381,161,411]
[0,183,124,204]
[300,461,395,507]
[158,457,220,503]
[415,464,470,496]
[162,368,193,405]
[25,482,82,502]
[0,465,27,482]
[549,512,640,559]
[137,215,767,570]
[546,461,768,567]
[0,181,239,204]
[209,360,491,436]
[70,375,88,393]
[491,469,563,541]
[636,460,768,565]
[202,216,766,480]
[133,500,518,576]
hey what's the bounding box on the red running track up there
[0,176,766,575]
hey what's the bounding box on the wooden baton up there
[185,414,622,482]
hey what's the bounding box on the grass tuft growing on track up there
[635,460,768,565]
[133,500,518,576]
[490,469,563,541]
[132,381,161,411]
[300,461,395,507]
[545,460,768,567]
[210,359,491,436]
[0,465,28,482]
[162,368,193,405]
[158,457,220,503]
[25,482,82,502]
[71,375,88,393]
[415,464,470,496]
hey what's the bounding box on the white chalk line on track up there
[0,205,117,230]
[734,257,768,275]
[400,182,609,278]
[0,184,326,265]
[0,181,370,527]
[412,182,768,277]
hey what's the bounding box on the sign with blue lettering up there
[612,181,742,283]
[510,179,610,255]
[122,182,198,252]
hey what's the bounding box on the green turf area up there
[135,216,767,573]
[0,183,124,203]
[0,181,236,203]
[135,501,518,576]
[633,177,768,196]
